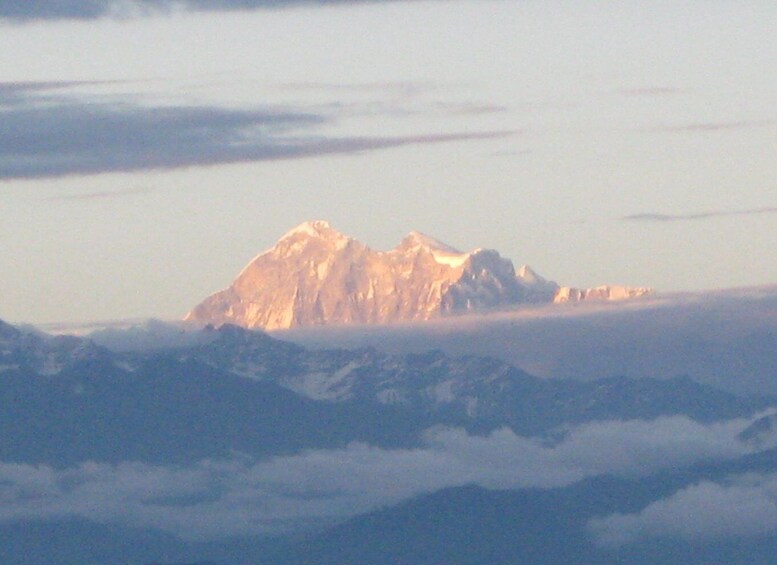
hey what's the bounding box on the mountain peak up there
[266,220,353,260]
[399,231,462,254]
[186,222,653,330]
[516,264,546,284]
[279,220,345,242]
[395,231,472,268]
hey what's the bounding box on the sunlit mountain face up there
[186,221,650,330]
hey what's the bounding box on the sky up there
[1,0,776,325]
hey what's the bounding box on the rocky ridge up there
[1,318,765,460]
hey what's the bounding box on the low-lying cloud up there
[0,416,761,540]
[589,472,777,547]
[284,286,777,396]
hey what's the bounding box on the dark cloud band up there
[652,120,774,133]
[623,207,777,223]
[0,83,512,179]
[0,0,410,21]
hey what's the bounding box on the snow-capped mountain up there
[1,317,766,466]
[186,323,764,432]
[552,285,653,303]
[186,220,651,330]
[0,319,106,375]
[3,316,775,564]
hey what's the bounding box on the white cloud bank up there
[0,415,763,541]
[589,472,777,547]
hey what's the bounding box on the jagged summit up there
[394,230,472,269]
[397,231,462,254]
[516,264,542,282]
[271,220,352,255]
[185,222,652,330]
[279,220,345,242]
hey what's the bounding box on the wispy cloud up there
[278,81,452,96]
[0,80,98,94]
[441,102,508,116]
[619,87,680,97]
[0,0,423,22]
[50,186,154,202]
[623,207,777,223]
[0,85,513,179]
[652,120,774,133]
[488,148,531,158]
[276,81,506,119]
[0,80,117,108]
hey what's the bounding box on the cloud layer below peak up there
[0,416,761,540]
[590,471,777,547]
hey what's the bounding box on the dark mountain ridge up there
[1,319,771,466]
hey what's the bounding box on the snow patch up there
[431,379,456,403]
[281,361,361,401]
[316,260,330,280]
[39,356,63,376]
[377,388,408,405]
[403,231,462,254]
[280,220,333,240]
[517,264,545,284]
[398,231,470,268]
[430,249,470,268]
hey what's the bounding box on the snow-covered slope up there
[186,221,651,330]
[553,285,654,303]
[0,319,108,375]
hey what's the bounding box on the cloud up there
[278,81,452,96]
[436,102,509,116]
[0,1,107,21]
[652,120,774,133]
[0,87,513,179]
[274,82,507,120]
[0,0,422,21]
[589,472,777,547]
[0,81,98,95]
[623,207,777,223]
[0,415,760,540]
[0,81,115,108]
[283,285,777,396]
[488,148,531,158]
[619,87,680,97]
[50,186,154,202]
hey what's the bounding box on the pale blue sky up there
[1,0,776,324]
